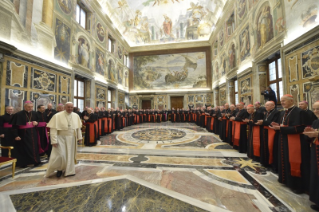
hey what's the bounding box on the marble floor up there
[0,122,314,212]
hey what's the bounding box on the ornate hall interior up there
[1,0,319,211]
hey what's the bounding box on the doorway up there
[142,100,151,109]
[170,96,184,109]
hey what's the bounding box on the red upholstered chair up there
[0,146,17,178]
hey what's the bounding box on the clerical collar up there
[284,105,295,111]
[6,113,12,116]
[25,110,31,113]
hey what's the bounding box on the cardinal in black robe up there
[36,105,49,155]
[45,103,56,122]
[270,95,310,194]
[230,102,249,153]
[226,105,237,145]
[10,101,41,167]
[83,108,98,146]
[0,106,15,157]
[302,101,319,211]
[256,101,280,169]
[213,108,221,135]
[219,104,230,142]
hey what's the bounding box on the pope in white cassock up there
[45,102,83,178]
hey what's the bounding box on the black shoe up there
[56,171,63,178]
[20,165,27,168]
[311,205,319,211]
[34,162,42,167]
[293,189,303,194]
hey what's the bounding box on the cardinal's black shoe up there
[56,171,63,178]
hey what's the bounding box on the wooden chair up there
[0,146,17,178]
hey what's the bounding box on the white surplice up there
[45,111,82,177]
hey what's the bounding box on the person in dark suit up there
[261,86,277,106]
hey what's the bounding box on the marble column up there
[114,89,118,108]
[34,0,56,57]
[42,0,53,28]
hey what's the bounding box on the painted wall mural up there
[108,59,117,83]
[239,25,250,61]
[95,48,106,76]
[96,22,106,42]
[57,0,73,14]
[54,19,71,64]
[255,2,273,49]
[237,0,247,22]
[77,37,91,68]
[118,65,123,85]
[133,52,207,90]
[97,0,225,46]
[284,0,319,43]
[229,43,236,69]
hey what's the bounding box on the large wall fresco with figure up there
[132,51,208,91]
[96,0,227,46]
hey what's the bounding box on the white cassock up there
[45,111,82,177]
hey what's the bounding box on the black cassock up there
[99,111,106,136]
[115,111,123,130]
[277,106,309,192]
[233,109,249,153]
[176,111,181,122]
[156,112,162,123]
[196,110,201,126]
[0,113,15,157]
[45,109,56,122]
[213,110,221,135]
[309,119,319,206]
[10,111,40,166]
[219,109,230,142]
[206,110,213,132]
[84,113,98,146]
[199,110,206,128]
[36,111,49,155]
[261,109,280,170]
[171,110,176,122]
[226,110,237,145]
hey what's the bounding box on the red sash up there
[264,126,276,164]
[122,117,126,127]
[3,123,12,128]
[102,118,108,133]
[98,119,102,136]
[210,117,214,130]
[226,120,229,137]
[107,118,112,133]
[18,122,35,129]
[86,122,95,144]
[287,133,302,177]
[94,121,99,138]
[252,125,261,157]
[204,114,208,126]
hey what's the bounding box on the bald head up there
[281,96,294,109]
[313,102,319,118]
[265,101,275,111]
[47,103,53,110]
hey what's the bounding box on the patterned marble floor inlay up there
[0,122,315,212]
[9,179,207,212]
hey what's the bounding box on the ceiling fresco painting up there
[97,0,225,46]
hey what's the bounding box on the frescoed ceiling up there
[97,0,226,47]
